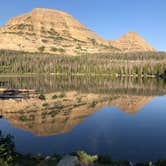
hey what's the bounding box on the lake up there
[0,75,166,162]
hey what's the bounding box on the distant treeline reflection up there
[1,75,166,96]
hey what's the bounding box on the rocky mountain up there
[109,32,155,52]
[0,8,155,55]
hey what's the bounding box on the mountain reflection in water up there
[0,91,153,136]
[0,75,166,161]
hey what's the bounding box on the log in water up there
[0,88,36,99]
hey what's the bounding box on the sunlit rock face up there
[0,91,153,136]
[0,8,111,55]
[0,8,155,55]
[109,32,155,52]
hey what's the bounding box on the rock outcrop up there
[0,8,113,55]
[0,8,156,55]
[57,155,79,166]
[109,32,155,52]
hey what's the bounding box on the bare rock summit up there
[0,8,113,55]
[109,32,155,52]
[0,8,156,55]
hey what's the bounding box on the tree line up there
[1,50,166,76]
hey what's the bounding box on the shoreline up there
[0,73,157,78]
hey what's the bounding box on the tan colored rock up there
[109,32,156,52]
[0,8,111,55]
[57,155,79,166]
[0,8,155,55]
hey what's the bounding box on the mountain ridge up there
[0,8,156,55]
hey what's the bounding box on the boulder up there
[57,155,80,166]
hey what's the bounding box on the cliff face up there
[0,8,155,55]
[109,32,155,52]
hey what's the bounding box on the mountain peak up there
[32,8,58,11]
[119,32,146,42]
[121,32,140,38]
[31,8,70,16]
[0,8,156,55]
[124,31,139,35]
[109,32,156,52]
[0,8,109,55]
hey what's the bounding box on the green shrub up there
[0,160,11,166]
[155,160,166,166]
[17,24,25,30]
[38,46,45,52]
[41,112,47,119]
[76,151,98,164]
[38,94,46,100]
[58,48,65,53]
[98,155,112,164]
[48,111,58,117]
[50,47,58,52]
[41,39,48,43]
[19,115,27,121]
[52,94,58,99]
[0,132,15,163]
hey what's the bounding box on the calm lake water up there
[1,75,166,162]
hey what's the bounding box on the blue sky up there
[0,0,165,51]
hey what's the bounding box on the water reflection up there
[0,91,153,136]
[0,76,166,161]
[1,75,166,95]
